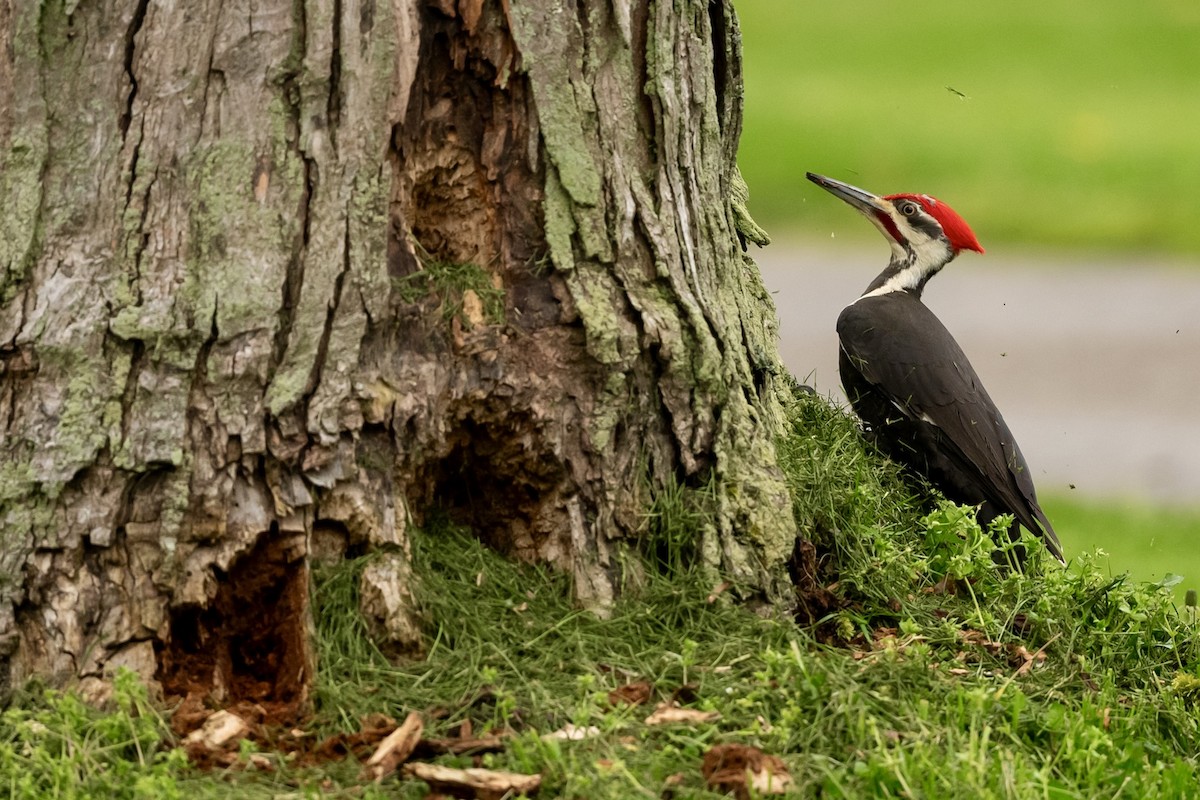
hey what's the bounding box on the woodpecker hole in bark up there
[380,1,585,561]
[156,534,310,724]
[395,5,525,272]
[421,410,567,559]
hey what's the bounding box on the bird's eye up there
[899,202,919,217]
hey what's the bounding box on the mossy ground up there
[4,394,1200,798]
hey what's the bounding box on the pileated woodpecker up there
[806,172,1063,562]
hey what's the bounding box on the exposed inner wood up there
[157,534,311,723]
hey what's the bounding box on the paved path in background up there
[755,240,1200,506]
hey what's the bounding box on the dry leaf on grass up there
[959,629,1004,656]
[362,711,424,782]
[1010,645,1044,673]
[608,681,653,707]
[702,743,792,799]
[645,702,720,726]
[1012,632,1060,676]
[403,763,541,800]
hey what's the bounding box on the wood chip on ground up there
[362,711,424,782]
[403,763,542,800]
[645,702,721,726]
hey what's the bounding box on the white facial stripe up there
[857,206,954,300]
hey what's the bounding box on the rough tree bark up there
[0,0,794,711]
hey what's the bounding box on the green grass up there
[6,393,1200,797]
[737,0,1200,254]
[392,258,505,324]
[0,672,187,800]
[1045,494,1200,603]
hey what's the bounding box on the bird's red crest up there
[885,193,984,254]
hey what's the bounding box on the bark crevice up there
[271,65,316,391]
[118,0,151,140]
[305,214,352,418]
[327,0,344,152]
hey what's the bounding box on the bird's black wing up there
[837,294,1062,559]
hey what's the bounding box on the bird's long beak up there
[806,172,886,215]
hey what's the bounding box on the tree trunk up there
[0,0,794,709]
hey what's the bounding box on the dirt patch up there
[157,533,311,730]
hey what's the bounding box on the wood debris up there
[418,733,510,756]
[183,709,249,750]
[403,763,542,800]
[362,712,424,782]
[645,702,720,726]
[461,288,485,328]
[541,723,601,741]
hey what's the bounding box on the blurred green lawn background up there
[1044,496,1200,603]
[735,0,1200,598]
[736,0,1200,253]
